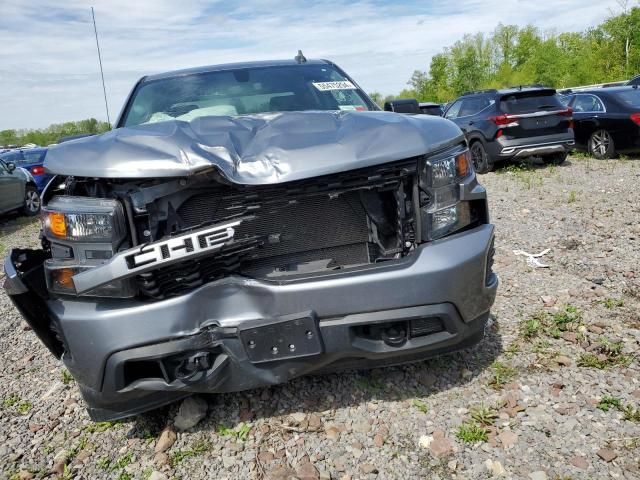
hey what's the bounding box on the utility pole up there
[91,7,111,125]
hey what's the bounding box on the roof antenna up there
[295,50,307,64]
[91,7,111,125]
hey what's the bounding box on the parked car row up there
[387,82,640,173]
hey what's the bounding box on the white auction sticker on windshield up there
[312,81,357,91]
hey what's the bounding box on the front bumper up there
[4,224,497,421]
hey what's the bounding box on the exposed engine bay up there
[42,157,434,300]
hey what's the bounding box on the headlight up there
[422,150,471,189]
[43,196,126,242]
[420,149,474,240]
[42,196,134,298]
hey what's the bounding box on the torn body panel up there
[44,111,464,183]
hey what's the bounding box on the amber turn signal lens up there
[48,212,67,238]
[456,151,470,177]
[52,268,75,291]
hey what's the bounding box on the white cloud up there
[0,0,623,129]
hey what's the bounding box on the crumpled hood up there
[45,111,464,184]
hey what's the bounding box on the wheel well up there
[468,136,486,148]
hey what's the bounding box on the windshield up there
[122,64,374,127]
[614,89,640,108]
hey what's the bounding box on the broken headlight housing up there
[420,149,473,240]
[41,196,135,298]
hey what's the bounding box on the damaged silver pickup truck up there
[4,57,497,420]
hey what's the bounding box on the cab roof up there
[144,59,333,82]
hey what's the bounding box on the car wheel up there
[22,186,41,216]
[542,151,568,165]
[588,130,615,159]
[470,141,493,174]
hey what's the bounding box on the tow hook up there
[381,324,407,347]
[175,352,214,380]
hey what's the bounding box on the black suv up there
[444,87,575,173]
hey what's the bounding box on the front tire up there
[470,141,494,174]
[588,130,615,159]
[22,186,41,216]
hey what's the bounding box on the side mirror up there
[384,99,420,114]
[6,162,16,173]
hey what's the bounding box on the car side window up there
[23,151,45,163]
[444,100,463,119]
[458,97,490,117]
[573,95,605,113]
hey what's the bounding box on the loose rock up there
[173,396,208,430]
[154,427,177,453]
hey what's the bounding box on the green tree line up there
[0,118,111,147]
[372,5,640,104]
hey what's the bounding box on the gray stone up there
[173,396,208,430]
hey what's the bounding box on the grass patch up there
[217,423,252,442]
[600,298,624,309]
[456,421,489,443]
[596,395,640,422]
[95,452,134,474]
[567,190,578,203]
[85,421,120,433]
[61,369,74,385]
[522,305,583,340]
[170,440,210,466]
[2,394,33,414]
[66,437,88,463]
[521,314,543,338]
[488,361,517,390]
[469,405,498,426]
[412,399,429,414]
[597,395,622,412]
[577,349,631,369]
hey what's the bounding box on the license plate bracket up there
[239,315,322,363]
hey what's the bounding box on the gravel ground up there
[1,156,640,480]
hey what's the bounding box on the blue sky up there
[0,0,623,130]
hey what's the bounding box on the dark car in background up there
[444,87,575,173]
[565,86,640,159]
[418,102,444,116]
[626,75,640,87]
[0,148,52,192]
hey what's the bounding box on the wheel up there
[22,186,41,216]
[470,141,494,174]
[542,151,568,165]
[588,129,615,159]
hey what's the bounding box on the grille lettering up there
[128,222,239,270]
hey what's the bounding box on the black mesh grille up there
[179,191,369,261]
[410,317,445,337]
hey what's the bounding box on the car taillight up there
[558,107,573,117]
[631,113,640,126]
[495,129,503,139]
[31,166,45,175]
[489,115,512,126]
